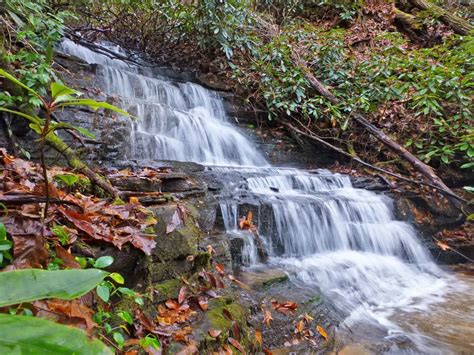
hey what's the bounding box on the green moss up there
[154,279,182,301]
[262,274,289,289]
[207,297,248,331]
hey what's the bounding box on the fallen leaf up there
[198,297,208,311]
[222,309,233,321]
[436,241,450,251]
[255,330,262,346]
[178,286,187,304]
[215,263,225,275]
[55,245,81,269]
[296,319,305,333]
[263,309,273,326]
[228,337,246,354]
[317,325,328,341]
[208,329,222,338]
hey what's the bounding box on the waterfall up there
[59,39,470,354]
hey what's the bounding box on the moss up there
[207,297,248,331]
[193,252,211,270]
[262,274,289,289]
[154,278,182,301]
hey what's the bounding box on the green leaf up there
[0,223,6,239]
[113,332,125,348]
[0,269,108,307]
[109,272,124,284]
[96,284,110,302]
[0,69,40,98]
[58,99,129,116]
[55,173,79,187]
[74,126,97,139]
[0,107,40,124]
[117,311,133,325]
[94,256,114,269]
[117,287,135,297]
[0,314,112,354]
[139,335,161,350]
[0,240,12,251]
[460,162,474,169]
[51,82,78,100]
[51,224,70,245]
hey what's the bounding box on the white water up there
[59,39,471,354]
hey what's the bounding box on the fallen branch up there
[280,120,468,204]
[408,0,473,35]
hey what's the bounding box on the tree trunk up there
[409,0,473,35]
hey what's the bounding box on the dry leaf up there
[208,329,222,338]
[178,286,187,304]
[436,241,450,251]
[228,337,246,354]
[316,325,328,341]
[255,330,262,346]
[263,309,273,326]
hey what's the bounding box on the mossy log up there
[394,8,426,42]
[409,0,473,35]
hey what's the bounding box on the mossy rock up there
[193,294,256,352]
[149,203,201,262]
[153,278,182,303]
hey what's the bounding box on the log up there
[394,8,426,42]
[408,0,473,35]
[280,120,467,204]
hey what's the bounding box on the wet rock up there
[239,267,289,290]
[352,176,390,191]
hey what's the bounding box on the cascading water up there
[59,39,473,354]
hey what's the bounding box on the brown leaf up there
[232,320,241,341]
[436,241,450,251]
[208,329,222,338]
[178,286,187,304]
[55,245,81,269]
[165,299,180,310]
[222,309,233,321]
[316,325,328,341]
[34,299,96,334]
[8,233,49,270]
[255,330,262,346]
[198,297,208,311]
[227,275,250,290]
[263,309,273,326]
[296,320,305,333]
[176,340,199,355]
[215,263,225,275]
[228,337,246,354]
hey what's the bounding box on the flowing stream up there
[60,39,474,354]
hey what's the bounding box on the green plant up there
[0,268,108,307]
[0,69,129,213]
[0,314,112,354]
[0,223,12,267]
